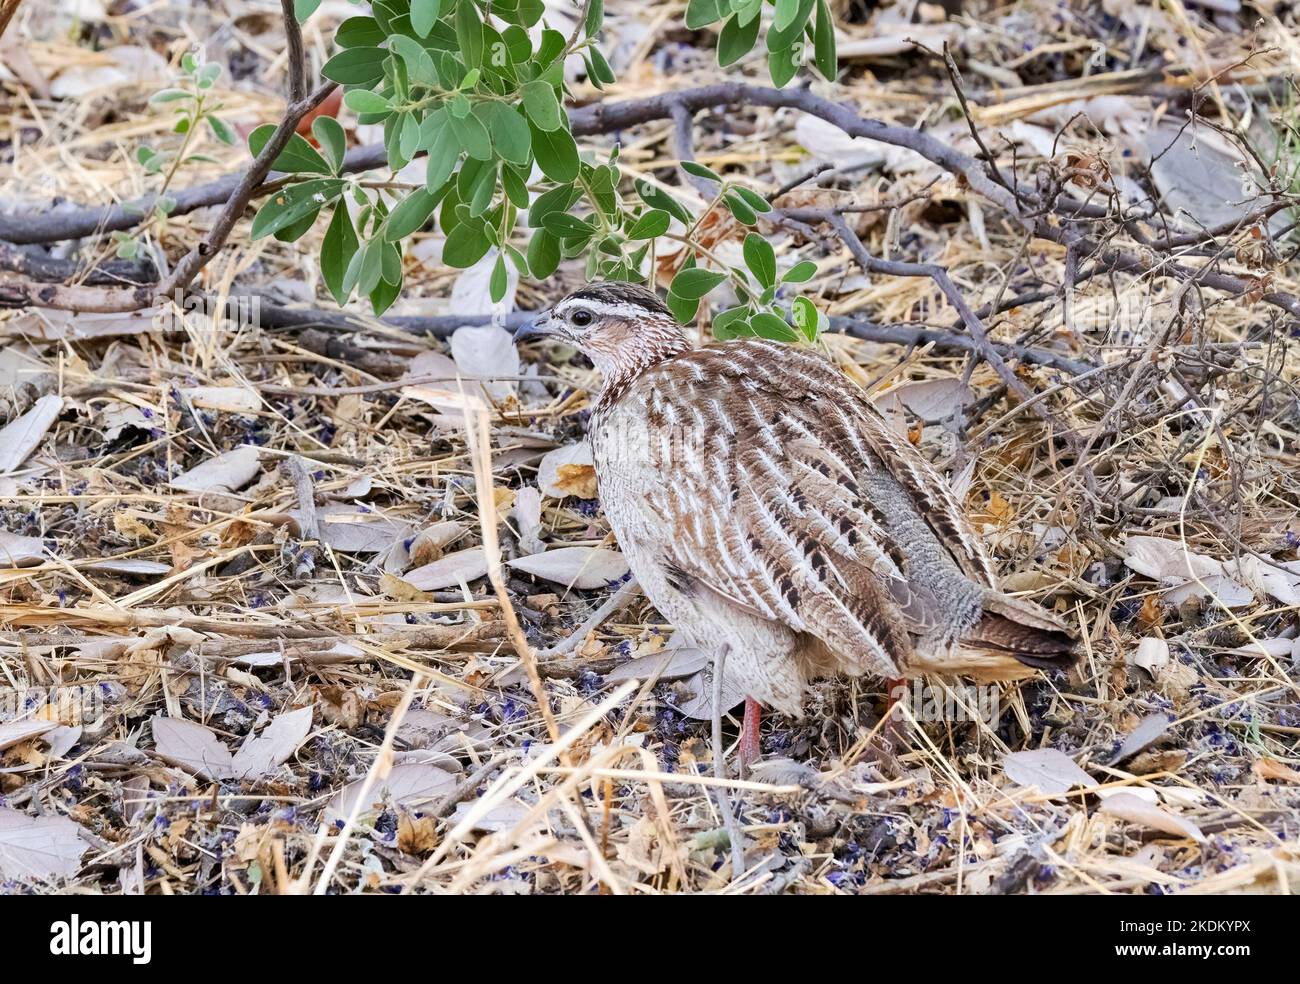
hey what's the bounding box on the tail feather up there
[963,591,1078,672]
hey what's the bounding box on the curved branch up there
[2,82,1295,323]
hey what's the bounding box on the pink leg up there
[884,678,906,716]
[883,677,908,744]
[739,696,762,769]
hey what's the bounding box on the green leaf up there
[530,123,579,182]
[723,191,757,225]
[343,89,391,115]
[516,0,545,27]
[504,243,530,278]
[732,186,772,214]
[443,221,493,268]
[371,269,402,316]
[354,240,382,296]
[734,0,763,26]
[449,108,493,161]
[585,46,616,87]
[634,180,692,225]
[321,47,388,85]
[814,0,837,79]
[717,12,760,67]
[712,306,752,339]
[681,160,722,183]
[783,260,817,283]
[410,0,440,37]
[480,103,532,165]
[390,35,440,85]
[502,25,532,61]
[321,204,360,304]
[750,312,800,343]
[422,111,461,190]
[584,0,603,36]
[381,239,403,284]
[398,112,421,162]
[149,88,192,105]
[385,187,438,240]
[311,116,347,173]
[520,80,563,131]
[774,0,800,31]
[535,28,567,67]
[791,295,822,341]
[294,0,322,22]
[248,125,332,175]
[685,0,725,28]
[489,253,508,302]
[274,207,320,243]
[500,164,529,208]
[665,290,700,324]
[529,183,580,227]
[527,229,561,278]
[336,16,387,47]
[448,92,471,119]
[671,267,727,299]
[384,115,407,170]
[768,46,800,87]
[767,0,813,49]
[455,0,484,69]
[206,114,236,145]
[463,160,497,216]
[542,212,595,241]
[626,209,670,240]
[743,233,777,288]
[250,179,344,239]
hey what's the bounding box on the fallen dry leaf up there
[0,393,62,474]
[508,546,629,590]
[537,442,597,498]
[1003,748,1098,795]
[405,546,489,590]
[0,529,46,566]
[0,808,89,881]
[327,763,459,820]
[1098,791,1206,843]
[151,715,234,780]
[0,720,57,752]
[170,445,261,494]
[1127,636,1170,677]
[231,706,314,779]
[1254,758,1300,783]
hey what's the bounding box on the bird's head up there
[515,281,689,381]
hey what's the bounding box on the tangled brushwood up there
[0,0,1297,894]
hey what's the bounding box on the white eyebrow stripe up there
[553,298,656,321]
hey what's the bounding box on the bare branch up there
[279,0,309,104]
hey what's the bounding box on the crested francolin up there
[521,281,1076,766]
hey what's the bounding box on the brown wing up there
[628,339,1003,677]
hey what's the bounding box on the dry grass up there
[0,0,1298,894]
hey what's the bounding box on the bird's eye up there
[571,309,594,328]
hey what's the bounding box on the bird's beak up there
[514,310,556,343]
